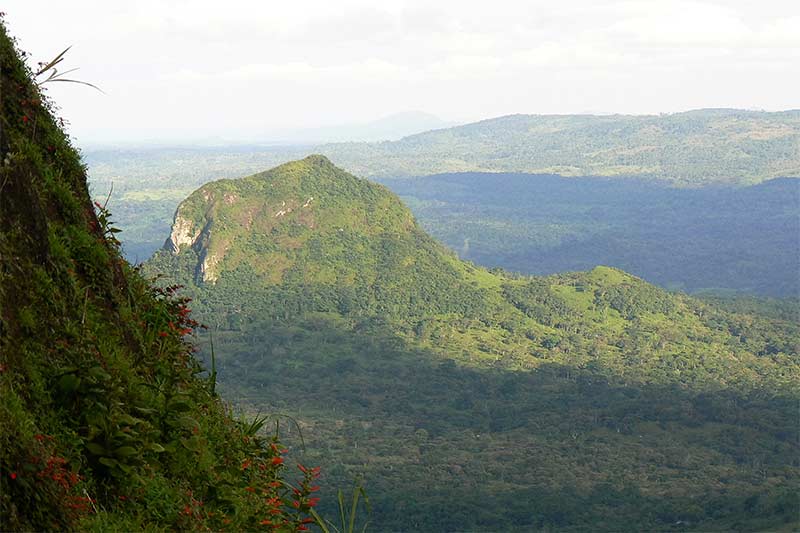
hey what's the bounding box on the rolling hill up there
[317,109,800,184]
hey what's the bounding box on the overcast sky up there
[3,0,799,144]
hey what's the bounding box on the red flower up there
[9,472,17,480]
[271,457,284,466]
[158,331,168,337]
[308,497,320,507]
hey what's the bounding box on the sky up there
[3,0,799,145]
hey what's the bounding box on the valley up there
[144,156,800,531]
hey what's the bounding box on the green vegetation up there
[84,112,799,300]
[381,172,800,297]
[323,110,800,184]
[0,23,322,532]
[147,156,800,531]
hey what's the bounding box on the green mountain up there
[84,109,800,266]
[0,23,321,532]
[318,110,800,185]
[147,156,800,531]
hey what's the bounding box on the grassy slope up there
[0,22,320,532]
[147,157,800,531]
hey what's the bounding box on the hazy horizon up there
[4,0,799,144]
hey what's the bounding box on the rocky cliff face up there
[163,192,223,283]
[165,213,200,254]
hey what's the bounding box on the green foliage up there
[0,23,322,532]
[382,172,800,297]
[326,110,800,184]
[312,481,370,533]
[146,157,800,531]
[82,109,800,264]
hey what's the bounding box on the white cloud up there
[2,0,798,143]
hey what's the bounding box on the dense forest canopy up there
[146,156,800,531]
[379,173,800,298]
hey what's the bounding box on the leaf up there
[34,46,71,76]
[167,399,193,413]
[57,374,81,394]
[176,416,199,430]
[88,366,112,382]
[85,442,106,455]
[117,414,142,426]
[98,457,118,468]
[309,509,331,533]
[147,442,166,453]
[180,437,202,452]
[113,446,138,457]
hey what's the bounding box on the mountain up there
[84,109,800,268]
[264,111,456,143]
[380,172,800,297]
[147,156,800,531]
[317,109,800,185]
[0,23,320,532]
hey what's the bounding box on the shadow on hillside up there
[198,316,799,532]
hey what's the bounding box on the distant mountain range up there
[316,109,800,185]
[262,110,457,143]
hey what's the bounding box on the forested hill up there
[147,156,800,531]
[0,22,321,532]
[82,108,800,264]
[316,109,800,185]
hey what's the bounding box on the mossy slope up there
[0,22,319,532]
